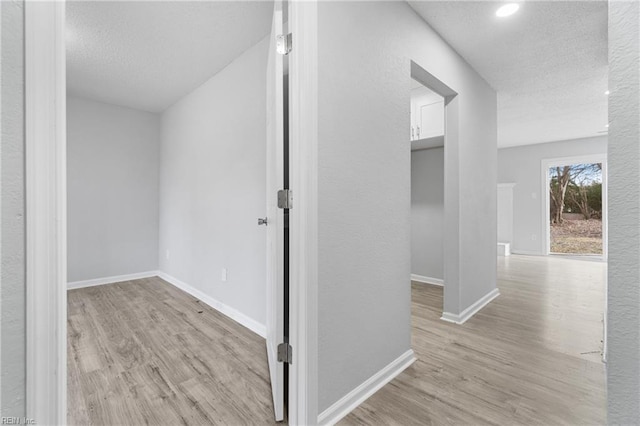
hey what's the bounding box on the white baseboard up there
[318,349,416,426]
[441,288,500,325]
[510,249,543,256]
[67,270,159,290]
[157,271,266,339]
[497,242,511,256]
[410,274,443,286]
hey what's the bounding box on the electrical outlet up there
[531,234,537,241]
[165,250,170,260]
[531,192,537,199]
[221,268,228,282]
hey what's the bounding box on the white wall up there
[411,148,444,281]
[67,97,160,282]
[497,136,607,255]
[1,0,26,416]
[607,1,640,423]
[159,37,268,327]
[497,184,515,244]
[317,1,497,413]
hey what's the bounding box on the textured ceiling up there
[66,1,273,112]
[408,1,608,147]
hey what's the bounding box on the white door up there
[265,0,285,421]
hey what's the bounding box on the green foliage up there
[564,182,602,217]
[587,183,602,216]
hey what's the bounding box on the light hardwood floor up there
[67,277,277,425]
[69,255,606,425]
[342,255,606,425]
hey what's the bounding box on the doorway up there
[541,154,608,364]
[31,3,290,424]
[410,78,445,299]
[409,61,464,323]
[543,155,608,258]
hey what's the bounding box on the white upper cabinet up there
[410,85,444,141]
[417,100,444,139]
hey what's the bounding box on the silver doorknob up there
[258,218,268,226]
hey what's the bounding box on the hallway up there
[343,255,606,425]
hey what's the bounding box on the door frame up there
[541,153,608,258]
[410,61,467,320]
[24,1,67,424]
[24,1,318,425]
[287,1,318,423]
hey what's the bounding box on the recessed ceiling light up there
[496,3,520,18]
[605,124,610,128]
[605,90,610,95]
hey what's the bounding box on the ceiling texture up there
[408,1,609,148]
[66,1,273,113]
[68,1,607,148]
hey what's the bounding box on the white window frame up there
[541,154,608,259]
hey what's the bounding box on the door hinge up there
[277,343,293,364]
[277,189,293,209]
[276,33,292,55]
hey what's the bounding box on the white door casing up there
[25,1,67,424]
